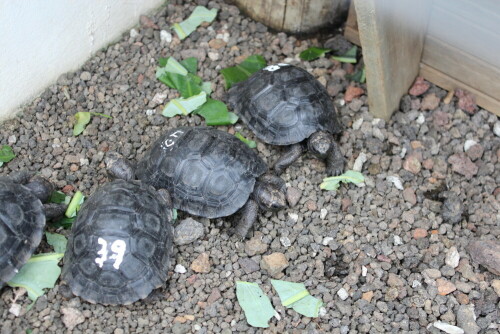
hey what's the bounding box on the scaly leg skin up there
[274,143,304,175]
[231,199,259,239]
[326,141,345,176]
[258,174,287,194]
[44,203,67,221]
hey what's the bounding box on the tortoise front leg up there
[43,203,67,221]
[258,174,287,194]
[326,141,345,176]
[274,143,304,175]
[231,199,259,239]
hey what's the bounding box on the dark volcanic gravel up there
[1,0,500,333]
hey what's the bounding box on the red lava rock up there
[98,142,110,152]
[467,240,500,275]
[410,141,424,150]
[409,76,430,96]
[432,110,450,127]
[421,93,440,110]
[447,153,478,179]
[466,144,484,161]
[306,200,317,211]
[207,288,222,305]
[341,197,352,212]
[403,152,422,174]
[493,187,500,196]
[62,185,74,194]
[413,228,428,239]
[377,254,392,263]
[455,89,477,114]
[403,187,417,205]
[140,15,159,29]
[208,39,227,49]
[344,86,364,103]
[186,274,198,285]
[422,158,434,170]
[436,278,456,295]
[456,292,469,304]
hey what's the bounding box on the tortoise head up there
[307,131,333,158]
[105,153,135,181]
[253,181,287,212]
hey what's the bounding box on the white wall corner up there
[0,0,166,121]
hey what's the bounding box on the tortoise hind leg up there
[274,143,304,175]
[231,199,259,239]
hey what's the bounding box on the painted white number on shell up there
[264,65,281,72]
[95,238,127,270]
[162,130,184,151]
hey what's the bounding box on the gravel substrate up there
[1,0,499,333]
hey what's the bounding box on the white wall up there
[0,0,165,121]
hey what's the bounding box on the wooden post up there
[354,0,431,120]
[231,0,349,34]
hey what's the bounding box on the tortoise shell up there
[136,127,267,218]
[0,177,45,287]
[62,180,173,305]
[227,64,342,145]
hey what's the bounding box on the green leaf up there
[65,191,84,218]
[51,216,75,229]
[331,45,358,63]
[163,92,207,117]
[49,191,69,204]
[45,232,67,254]
[271,280,323,318]
[0,145,16,163]
[156,57,188,76]
[195,98,238,126]
[299,47,332,61]
[180,57,198,74]
[172,208,178,221]
[89,112,112,119]
[220,55,267,89]
[201,81,213,96]
[172,6,218,40]
[320,170,365,191]
[7,253,64,302]
[236,281,275,328]
[73,112,91,136]
[157,72,203,98]
[346,65,366,83]
[235,132,256,148]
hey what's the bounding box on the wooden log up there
[354,0,431,120]
[230,0,349,34]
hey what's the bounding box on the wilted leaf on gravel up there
[271,280,323,317]
[299,47,332,61]
[320,170,364,191]
[162,91,207,117]
[45,232,68,254]
[220,55,266,89]
[172,6,218,40]
[235,132,256,148]
[194,98,238,125]
[236,281,275,328]
[331,45,358,63]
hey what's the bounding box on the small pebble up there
[337,288,349,300]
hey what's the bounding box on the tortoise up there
[227,63,345,176]
[62,179,174,305]
[107,127,287,238]
[0,171,65,287]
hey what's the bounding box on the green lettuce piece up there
[7,253,64,302]
[172,6,218,40]
[51,216,75,229]
[73,112,91,136]
[194,98,238,126]
[0,145,16,164]
[157,72,203,98]
[201,81,213,96]
[236,281,275,328]
[156,57,188,76]
[271,280,323,318]
[45,232,67,254]
[73,112,111,136]
[49,191,69,204]
[172,208,178,221]
[320,170,365,191]
[180,57,198,74]
[347,65,366,83]
[235,132,256,148]
[220,55,267,89]
[299,47,332,61]
[65,191,85,218]
[163,92,207,117]
[331,45,358,63]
